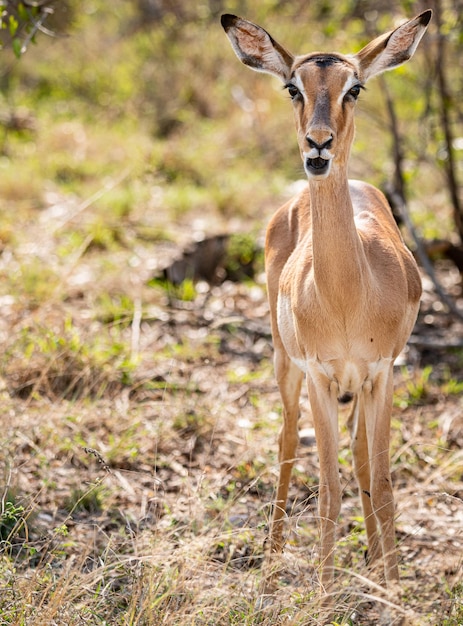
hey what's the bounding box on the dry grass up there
[1,182,463,625]
[1,259,463,624]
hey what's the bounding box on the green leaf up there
[12,37,22,58]
[18,3,28,22]
[8,14,18,37]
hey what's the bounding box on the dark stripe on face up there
[311,88,332,127]
[298,54,345,68]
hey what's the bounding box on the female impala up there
[221,11,431,596]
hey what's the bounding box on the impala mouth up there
[306,157,331,177]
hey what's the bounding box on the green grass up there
[394,365,433,408]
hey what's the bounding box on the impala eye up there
[285,83,301,100]
[345,83,364,101]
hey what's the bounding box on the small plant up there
[85,218,126,252]
[394,365,433,408]
[96,293,135,324]
[152,277,198,302]
[224,233,263,281]
[0,494,25,541]
[172,409,210,436]
[441,582,463,625]
[442,373,463,396]
[63,483,106,515]
[53,524,69,537]
[8,261,61,308]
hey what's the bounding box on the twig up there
[83,447,112,474]
[51,168,131,233]
[20,6,54,54]
[131,297,142,360]
[408,336,463,349]
[390,189,463,322]
[432,0,463,241]
[380,76,463,323]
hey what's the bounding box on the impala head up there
[221,11,431,181]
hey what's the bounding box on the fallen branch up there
[408,336,463,349]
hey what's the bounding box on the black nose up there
[306,135,333,151]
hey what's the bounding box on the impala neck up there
[309,168,366,304]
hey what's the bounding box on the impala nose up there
[306,134,333,152]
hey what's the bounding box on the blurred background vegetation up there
[0,0,460,396]
[0,0,461,258]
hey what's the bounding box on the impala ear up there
[221,14,294,83]
[355,9,432,82]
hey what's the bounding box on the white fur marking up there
[294,72,307,98]
[337,74,357,106]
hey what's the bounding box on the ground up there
[1,214,463,625]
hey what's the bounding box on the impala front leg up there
[307,375,341,592]
[263,348,303,591]
[364,365,400,587]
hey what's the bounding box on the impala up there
[221,10,431,598]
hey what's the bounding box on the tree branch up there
[432,0,463,242]
[379,76,463,323]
